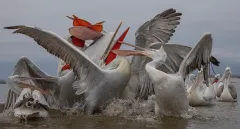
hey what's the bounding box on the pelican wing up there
[135,8,182,45]
[4,90,18,110]
[4,25,104,95]
[129,8,182,99]
[178,33,212,85]
[216,82,224,98]
[228,84,237,99]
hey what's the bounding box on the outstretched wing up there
[135,8,182,46]
[4,25,104,95]
[128,8,182,100]
[178,33,213,86]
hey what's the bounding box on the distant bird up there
[13,87,49,121]
[216,67,237,102]
[114,32,213,117]
[122,8,220,100]
[4,24,131,115]
[187,69,215,106]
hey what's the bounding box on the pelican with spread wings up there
[121,8,220,100]
[4,23,131,115]
[114,32,213,117]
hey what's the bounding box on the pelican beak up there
[66,16,74,20]
[18,81,50,95]
[95,21,105,24]
[112,49,152,57]
[19,76,53,81]
[112,41,153,57]
[101,22,123,60]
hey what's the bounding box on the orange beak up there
[105,27,130,65]
[67,15,104,32]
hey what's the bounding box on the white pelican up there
[13,87,49,121]
[114,32,213,117]
[187,69,215,106]
[216,67,237,102]
[4,24,131,115]
[213,74,221,93]
[123,8,220,100]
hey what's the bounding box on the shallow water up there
[0,79,239,129]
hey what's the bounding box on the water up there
[0,79,239,129]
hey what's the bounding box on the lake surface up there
[0,79,239,129]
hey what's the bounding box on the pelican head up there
[14,88,49,121]
[225,67,231,71]
[219,67,232,82]
[215,74,220,79]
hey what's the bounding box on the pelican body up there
[216,67,237,102]
[187,69,214,106]
[13,88,49,121]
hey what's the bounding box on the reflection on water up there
[0,79,240,129]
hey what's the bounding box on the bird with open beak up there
[8,75,50,121]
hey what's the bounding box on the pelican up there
[187,69,215,106]
[4,56,76,110]
[114,32,213,117]
[13,87,49,121]
[4,24,131,115]
[122,8,220,100]
[213,74,221,93]
[216,67,237,102]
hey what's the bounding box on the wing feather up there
[135,8,182,45]
[4,25,104,95]
[178,33,213,85]
[228,84,237,99]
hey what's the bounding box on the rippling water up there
[0,79,239,129]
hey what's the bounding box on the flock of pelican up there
[1,8,238,121]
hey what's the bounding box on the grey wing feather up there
[228,84,237,99]
[129,8,182,99]
[4,90,17,110]
[135,8,182,46]
[178,33,213,85]
[4,25,104,95]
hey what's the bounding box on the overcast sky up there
[0,0,240,79]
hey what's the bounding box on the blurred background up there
[0,0,240,79]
